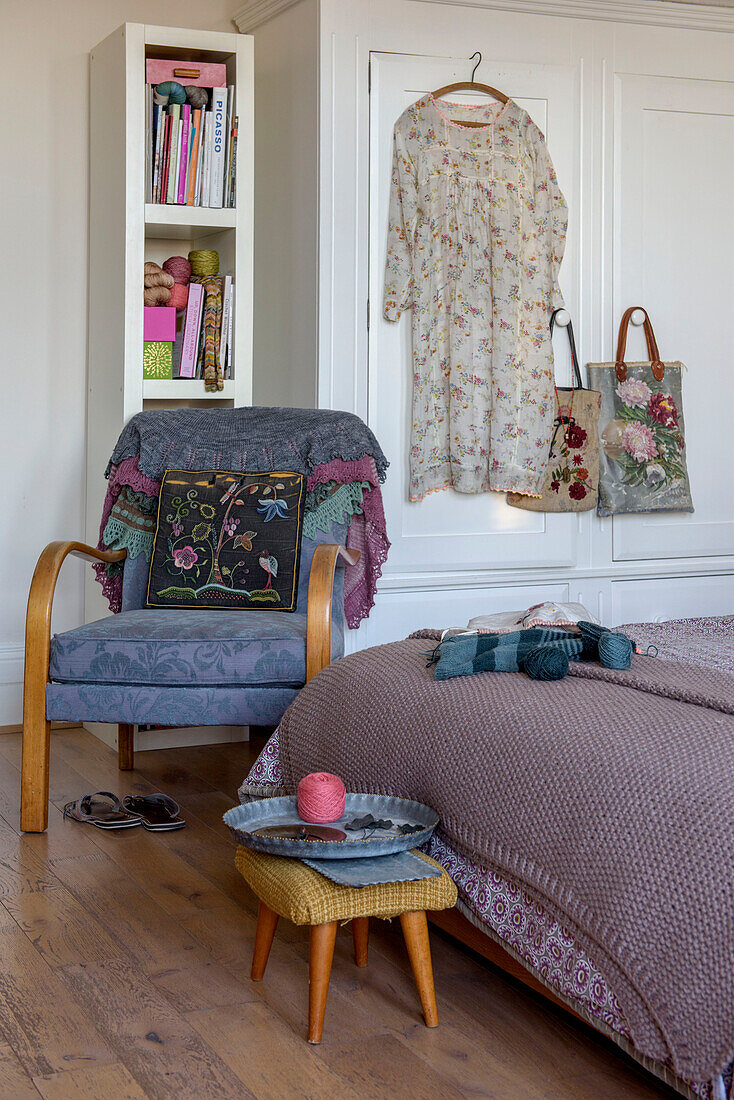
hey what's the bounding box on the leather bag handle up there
[550,309,583,389]
[615,306,665,382]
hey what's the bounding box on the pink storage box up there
[146,59,227,88]
[144,306,176,342]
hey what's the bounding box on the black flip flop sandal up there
[63,791,143,830]
[121,794,185,831]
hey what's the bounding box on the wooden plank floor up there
[0,727,678,1100]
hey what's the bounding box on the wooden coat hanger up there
[431,52,509,128]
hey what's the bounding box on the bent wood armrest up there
[305,545,360,682]
[21,541,126,832]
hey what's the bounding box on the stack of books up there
[175,276,235,380]
[145,64,237,208]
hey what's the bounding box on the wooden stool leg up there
[308,920,337,1043]
[352,917,369,967]
[399,910,439,1027]
[251,902,279,981]
[118,723,134,770]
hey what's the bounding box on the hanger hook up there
[470,51,482,84]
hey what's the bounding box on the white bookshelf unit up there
[85,21,254,625]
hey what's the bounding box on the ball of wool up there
[144,261,163,276]
[185,85,209,109]
[598,631,633,670]
[297,772,346,824]
[144,271,175,289]
[162,255,191,284]
[167,283,189,310]
[143,285,172,306]
[525,646,569,681]
[188,249,219,276]
[153,80,186,106]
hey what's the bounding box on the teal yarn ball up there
[598,631,633,670]
[525,646,569,681]
[154,80,186,106]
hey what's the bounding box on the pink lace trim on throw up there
[308,457,390,628]
[94,454,389,626]
[94,458,162,613]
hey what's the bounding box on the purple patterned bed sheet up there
[240,615,734,1100]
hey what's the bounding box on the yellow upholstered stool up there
[235,846,457,1043]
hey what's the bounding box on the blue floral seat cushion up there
[49,609,307,688]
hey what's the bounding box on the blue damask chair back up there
[120,524,347,653]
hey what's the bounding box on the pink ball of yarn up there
[297,772,346,824]
[167,283,189,311]
[162,255,192,284]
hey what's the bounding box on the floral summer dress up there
[383,95,568,501]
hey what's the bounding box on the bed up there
[238,615,734,1100]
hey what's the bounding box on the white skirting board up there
[85,722,250,752]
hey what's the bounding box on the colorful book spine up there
[146,93,153,203]
[202,111,213,206]
[187,109,202,206]
[160,115,172,205]
[166,105,181,203]
[152,105,164,203]
[179,283,204,378]
[219,274,232,373]
[223,86,234,209]
[210,87,227,208]
[177,105,190,204]
[195,112,207,206]
[228,117,238,208]
[226,281,234,376]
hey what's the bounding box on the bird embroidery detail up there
[258,551,278,590]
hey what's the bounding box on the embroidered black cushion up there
[146,470,306,611]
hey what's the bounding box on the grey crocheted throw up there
[106,407,389,481]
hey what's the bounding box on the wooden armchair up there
[21,539,358,832]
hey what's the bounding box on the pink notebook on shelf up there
[143,306,176,342]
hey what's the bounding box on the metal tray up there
[224,793,438,859]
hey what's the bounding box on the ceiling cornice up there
[233,0,734,33]
[410,0,734,32]
[233,0,304,33]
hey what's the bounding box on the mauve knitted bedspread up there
[278,637,734,1082]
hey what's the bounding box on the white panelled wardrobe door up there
[368,52,581,578]
[613,73,734,562]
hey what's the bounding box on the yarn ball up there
[188,249,219,277]
[144,261,162,276]
[598,631,633,670]
[162,255,191,284]
[525,646,569,681]
[143,285,171,306]
[185,85,209,109]
[153,80,186,106]
[297,772,346,824]
[144,270,175,289]
[167,283,189,310]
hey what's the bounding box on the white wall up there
[0,1,238,725]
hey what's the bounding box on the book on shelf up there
[165,277,235,382]
[179,283,204,378]
[219,274,232,375]
[146,80,238,208]
[210,87,227,209]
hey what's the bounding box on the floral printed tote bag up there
[587,307,693,517]
[507,311,601,513]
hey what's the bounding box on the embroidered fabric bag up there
[507,312,600,513]
[587,308,693,517]
[147,470,306,611]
